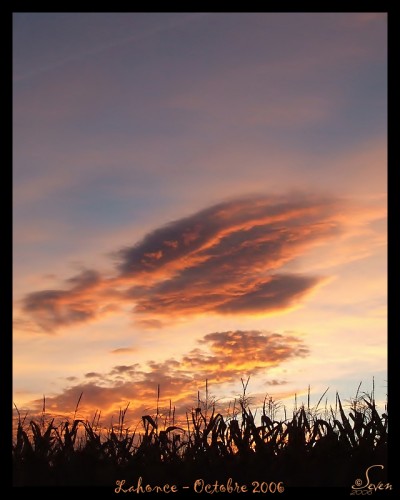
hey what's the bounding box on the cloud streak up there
[21,193,341,331]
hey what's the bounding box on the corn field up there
[12,381,388,487]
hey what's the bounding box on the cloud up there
[23,289,97,330]
[266,380,288,386]
[110,365,140,376]
[24,330,308,423]
[180,330,309,383]
[22,269,104,331]
[215,274,321,314]
[21,194,342,331]
[110,347,137,355]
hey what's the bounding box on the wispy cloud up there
[110,347,137,355]
[13,13,210,83]
[21,193,342,331]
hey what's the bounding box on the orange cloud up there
[21,269,110,331]
[179,330,309,383]
[110,347,137,355]
[21,194,342,331]
[24,330,308,422]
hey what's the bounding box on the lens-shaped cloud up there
[22,194,341,331]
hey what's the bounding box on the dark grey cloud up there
[22,269,102,331]
[23,289,96,330]
[21,194,341,330]
[215,274,320,313]
[122,194,340,322]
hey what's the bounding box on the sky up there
[13,12,387,428]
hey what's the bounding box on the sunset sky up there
[13,13,387,426]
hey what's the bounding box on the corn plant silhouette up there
[12,380,388,487]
